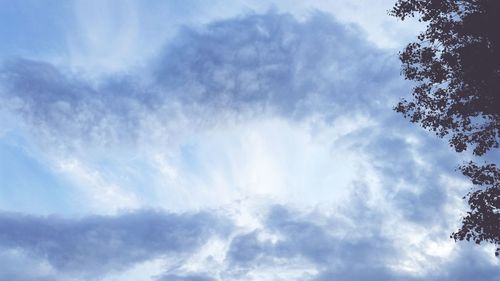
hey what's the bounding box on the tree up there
[390,0,500,255]
[453,162,499,255]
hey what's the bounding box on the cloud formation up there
[0,12,403,149]
[0,210,230,279]
[226,205,500,281]
[157,274,215,281]
[1,9,498,281]
[1,204,498,281]
[0,11,409,215]
[153,12,399,116]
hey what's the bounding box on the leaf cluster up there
[451,162,500,256]
[391,0,500,156]
[391,0,500,255]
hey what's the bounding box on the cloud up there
[0,210,231,278]
[157,274,215,281]
[0,204,499,281]
[223,205,500,281]
[0,11,408,214]
[225,205,398,278]
[153,12,400,118]
[1,9,497,281]
[0,58,145,147]
[0,249,61,281]
[0,12,403,148]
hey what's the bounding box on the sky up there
[0,1,499,281]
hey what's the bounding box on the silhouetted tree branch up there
[452,162,500,256]
[390,0,500,255]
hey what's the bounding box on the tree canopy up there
[453,162,499,255]
[390,0,500,255]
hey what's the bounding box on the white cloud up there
[1,7,498,281]
[61,0,422,77]
[55,157,140,213]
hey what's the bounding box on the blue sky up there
[0,1,499,280]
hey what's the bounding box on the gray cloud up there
[0,205,499,281]
[0,210,230,277]
[0,10,496,281]
[227,205,398,277]
[152,11,406,124]
[0,12,405,149]
[153,12,400,116]
[157,274,215,281]
[0,249,62,281]
[224,205,500,281]
[0,58,148,145]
